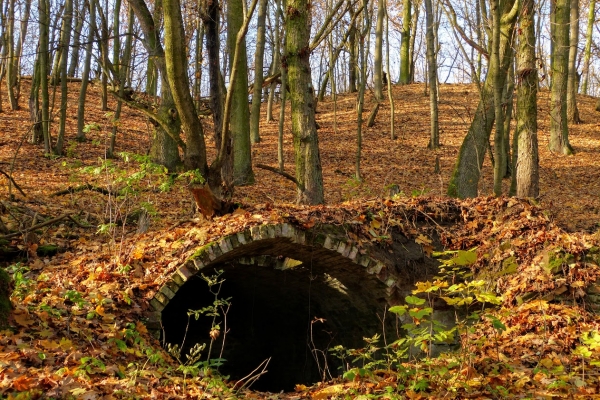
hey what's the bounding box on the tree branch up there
[255,164,304,191]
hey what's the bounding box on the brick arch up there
[149,223,397,313]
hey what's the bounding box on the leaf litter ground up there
[0,81,600,398]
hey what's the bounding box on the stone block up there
[264,225,275,239]
[337,242,351,257]
[229,234,240,249]
[206,243,223,261]
[160,284,176,299]
[281,223,294,238]
[323,235,339,251]
[150,298,165,312]
[155,291,168,304]
[250,226,262,241]
[348,246,359,261]
[294,230,306,245]
[166,279,180,293]
[367,261,384,274]
[172,273,185,286]
[193,258,206,271]
[178,264,196,281]
[219,237,233,254]
[385,277,396,287]
[237,231,248,245]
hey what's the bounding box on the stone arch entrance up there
[149,223,437,391]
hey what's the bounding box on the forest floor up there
[0,80,600,398]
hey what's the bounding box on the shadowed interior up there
[161,254,393,392]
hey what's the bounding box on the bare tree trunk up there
[77,0,96,141]
[385,4,395,140]
[566,0,580,123]
[40,0,51,153]
[68,0,86,77]
[448,0,518,198]
[581,0,595,95]
[549,0,573,155]
[266,0,282,122]
[6,0,18,110]
[399,0,411,84]
[109,4,134,157]
[425,0,439,149]
[491,0,505,195]
[373,0,384,100]
[54,0,73,155]
[286,0,324,204]
[250,0,268,144]
[355,0,370,181]
[513,0,538,198]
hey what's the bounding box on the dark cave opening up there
[161,259,393,393]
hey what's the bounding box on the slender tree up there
[54,0,74,155]
[286,0,324,204]
[549,0,573,155]
[566,0,580,123]
[77,0,96,142]
[373,0,385,100]
[39,0,51,153]
[6,0,17,110]
[250,0,268,144]
[492,0,505,195]
[399,0,412,84]
[425,0,439,149]
[513,0,538,198]
[581,0,595,95]
[448,0,519,198]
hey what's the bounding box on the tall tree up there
[77,0,96,142]
[373,0,385,100]
[5,0,17,110]
[227,0,255,185]
[129,0,183,171]
[54,0,74,155]
[513,0,538,198]
[39,0,51,153]
[399,0,411,84]
[447,0,519,198]
[425,0,439,148]
[549,0,573,154]
[581,0,595,95]
[492,0,505,195]
[566,0,580,123]
[68,0,87,77]
[286,0,324,204]
[250,0,268,144]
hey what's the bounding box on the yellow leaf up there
[14,311,35,327]
[135,321,148,335]
[95,305,105,316]
[131,248,145,260]
[59,338,73,351]
[415,234,432,245]
[40,340,60,350]
[540,358,554,368]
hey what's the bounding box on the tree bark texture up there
[514,0,539,198]
[227,0,255,185]
[285,0,324,204]
[549,0,573,155]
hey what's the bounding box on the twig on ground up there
[255,163,304,191]
[0,213,71,239]
[50,183,111,196]
[0,168,27,197]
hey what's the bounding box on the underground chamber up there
[160,257,394,392]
